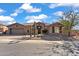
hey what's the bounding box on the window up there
[37,26,42,30]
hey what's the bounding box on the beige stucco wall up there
[7,23,27,35]
[7,28,27,35]
[12,29,25,35]
[7,22,64,35]
[48,27,52,33]
[48,26,63,34]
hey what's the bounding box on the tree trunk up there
[68,31,71,37]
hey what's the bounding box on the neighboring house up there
[48,22,64,34]
[71,30,79,36]
[0,24,8,34]
[7,23,26,35]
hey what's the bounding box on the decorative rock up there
[51,41,79,56]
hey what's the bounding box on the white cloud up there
[25,14,48,23]
[10,9,23,17]
[73,4,79,7]
[0,15,16,25]
[49,3,79,9]
[19,3,41,13]
[27,8,41,13]
[49,3,58,9]
[20,3,32,10]
[26,19,41,23]
[10,12,18,17]
[11,3,41,17]
[0,8,5,14]
[53,11,64,17]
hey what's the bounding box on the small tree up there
[59,9,79,36]
[60,19,72,36]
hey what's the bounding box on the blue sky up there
[0,3,79,27]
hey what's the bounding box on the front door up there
[37,26,42,34]
[38,29,41,34]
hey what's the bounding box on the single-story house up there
[6,22,65,35]
[7,23,26,35]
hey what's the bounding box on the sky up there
[0,3,79,29]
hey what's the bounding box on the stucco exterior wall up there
[7,23,27,35]
[48,26,52,33]
[7,29,26,35]
[7,22,64,35]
